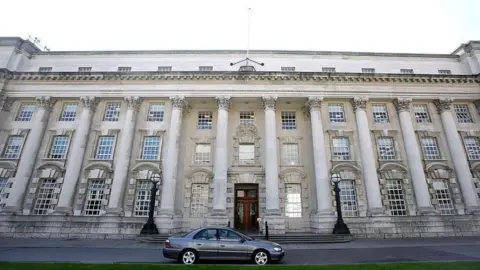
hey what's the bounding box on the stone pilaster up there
[434,98,480,214]
[351,97,384,216]
[3,96,56,214]
[393,98,435,215]
[473,100,480,115]
[107,96,141,215]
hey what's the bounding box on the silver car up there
[163,227,285,265]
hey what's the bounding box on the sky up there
[0,0,479,54]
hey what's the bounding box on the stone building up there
[0,37,480,239]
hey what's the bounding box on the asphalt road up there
[1,244,480,265]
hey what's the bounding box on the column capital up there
[170,95,187,110]
[473,100,480,114]
[124,96,141,111]
[215,96,231,111]
[0,95,13,112]
[306,96,323,111]
[350,97,368,112]
[35,96,56,111]
[80,96,99,112]
[262,95,277,111]
[433,98,454,114]
[393,98,412,113]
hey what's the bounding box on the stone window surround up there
[102,102,122,122]
[183,168,213,221]
[41,129,74,161]
[232,124,261,167]
[190,136,215,167]
[0,161,17,208]
[330,163,367,217]
[89,129,120,161]
[410,102,434,125]
[14,101,36,122]
[136,129,165,161]
[145,102,166,122]
[459,130,480,163]
[368,103,391,124]
[326,129,356,161]
[371,129,403,162]
[416,130,448,162]
[124,162,162,217]
[57,101,79,122]
[326,102,348,125]
[278,136,303,167]
[377,163,416,216]
[278,168,309,219]
[0,129,29,160]
[424,162,464,215]
[453,103,476,124]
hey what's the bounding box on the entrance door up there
[234,184,259,232]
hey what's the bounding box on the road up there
[1,241,480,265]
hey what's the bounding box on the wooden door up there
[234,187,259,232]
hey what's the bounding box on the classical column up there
[55,96,98,215]
[262,96,281,214]
[211,96,231,216]
[393,98,435,214]
[158,96,187,216]
[306,96,333,216]
[3,96,56,214]
[107,96,141,215]
[351,97,383,215]
[434,98,480,213]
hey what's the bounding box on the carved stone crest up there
[216,96,231,111]
[80,96,99,112]
[262,96,277,111]
[350,97,368,111]
[393,98,412,113]
[125,96,141,111]
[35,96,56,111]
[236,123,258,139]
[433,98,453,114]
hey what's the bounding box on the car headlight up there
[273,247,282,252]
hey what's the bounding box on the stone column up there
[434,98,480,214]
[351,97,383,215]
[0,94,13,129]
[306,96,333,216]
[158,96,187,216]
[393,98,435,214]
[107,96,141,215]
[3,96,56,214]
[211,96,231,220]
[55,97,98,215]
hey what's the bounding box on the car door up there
[191,229,219,259]
[217,229,249,260]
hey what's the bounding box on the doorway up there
[234,184,259,233]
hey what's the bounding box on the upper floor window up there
[400,69,414,74]
[438,69,451,75]
[377,137,396,160]
[194,144,211,164]
[59,103,77,122]
[285,184,302,218]
[141,136,161,160]
[38,67,52,72]
[322,67,336,73]
[199,66,213,71]
[158,66,172,72]
[332,137,350,160]
[103,103,121,122]
[147,103,165,122]
[454,104,473,123]
[372,104,389,123]
[197,111,213,130]
[413,104,432,123]
[281,112,296,130]
[362,68,375,73]
[328,104,346,123]
[15,103,35,121]
[1,136,24,159]
[281,66,295,72]
[78,67,92,72]
[282,143,299,165]
[117,66,131,72]
[48,136,70,159]
[463,137,480,160]
[239,111,255,125]
[239,143,255,165]
[421,137,441,160]
[95,136,115,160]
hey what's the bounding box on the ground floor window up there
[190,183,209,217]
[84,179,105,216]
[32,178,57,215]
[339,180,358,217]
[385,180,407,216]
[134,180,152,217]
[432,179,455,215]
[285,184,302,218]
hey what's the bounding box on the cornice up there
[1,69,479,85]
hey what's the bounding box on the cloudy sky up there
[0,0,478,53]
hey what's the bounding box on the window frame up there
[376,137,397,160]
[421,136,442,160]
[1,135,25,159]
[48,135,71,159]
[281,111,297,130]
[454,104,474,124]
[371,104,389,123]
[284,183,302,218]
[412,104,432,124]
[103,102,121,122]
[83,179,106,216]
[94,136,116,160]
[146,103,165,122]
[328,104,346,123]
[190,183,209,218]
[58,102,78,122]
[140,136,162,160]
[194,143,212,164]
[15,103,36,122]
[331,137,350,160]
[197,111,213,130]
[133,180,153,217]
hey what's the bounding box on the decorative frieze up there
[393,98,412,113]
[215,96,231,111]
[80,96,99,112]
[433,98,453,114]
[261,96,277,111]
[35,96,56,111]
[351,97,368,112]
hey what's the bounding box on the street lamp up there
[331,173,351,235]
[140,172,161,235]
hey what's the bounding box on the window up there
[385,180,407,216]
[84,179,105,216]
[219,229,242,241]
[372,104,389,123]
[32,179,57,215]
[432,179,455,215]
[38,67,52,72]
[377,137,396,160]
[239,143,255,165]
[103,103,121,122]
[59,103,77,121]
[1,136,24,159]
[339,180,358,217]
[438,69,451,75]
[133,180,152,216]
[197,111,213,130]
[95,136,115,160]
[413,104,432,123]
[147,103,165,122]
[464,137,480,160]
[78,67,92,72]
[322,67,336,73]
[285,184,302,218]
[362,68,375,73]
[281,66,295,72]
[0,177,9,208]
[15,103,35,121]
[400,69,414,74]
[118,66,131,72]
[141,137,161,160]
[199,66,213,71]
[194,229,217,240]
[421,137,441,160]
[194,144,211,164]
[281,111,296,130]
[282,143,299,165]
[190,183,209,217]
[48,136,70,159]
[454,104,473,123]
[328,104,346,123]
[240,111,255,125]
[158,66,172,72]
[332,137,350,160]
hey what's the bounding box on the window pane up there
[281,111,296,130]
[385,180,407,216]
[33,179,57,215]
[142,137,161,160]
[285,184,302,218]
[413,104,431,123]
[239,144,255,165]
[432,179,455,215]
[195,144,211,164]
[240,111,255,125]
[1,136,24,159]
[103,103,121,122]
[191,184,209,217]
[49,136,70,159]
[372,104,389,123]
[16,103,35,121]
[95,136,115,160]
[339,180,358,217]
[332,137,350,160]
[147,103,165,122]
[454,105,473,123]
[464,137,480,160]
[282,143,299,165]
[134,180,152,216]
[328,104,345,123]
[59,103,77,121]
[421,137,441,160]
[197,111,213,130]
[377,137,396,160]
[84,179,105,216]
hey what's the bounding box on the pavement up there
[0,237,480,265]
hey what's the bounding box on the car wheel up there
[253,250,269,265]
[180,249,197,265]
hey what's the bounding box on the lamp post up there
[140,172,161,235]
[331,173,351,235]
